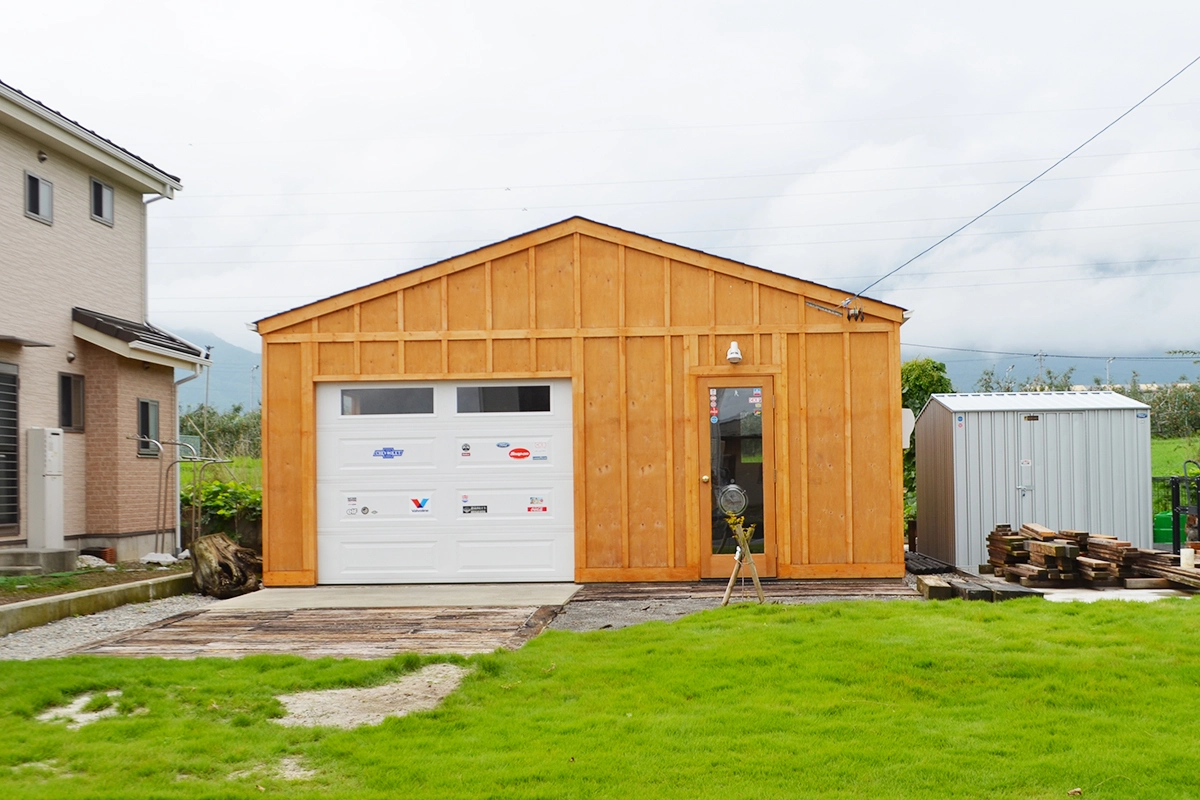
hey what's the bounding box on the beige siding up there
[0,121,170,545]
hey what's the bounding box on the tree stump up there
[191,533,262,599]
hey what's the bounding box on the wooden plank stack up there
[998,524,1082,587]
[986,524,1029,571]
[1132,549,1200,590]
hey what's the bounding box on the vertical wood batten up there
[842,331,854,561]
[484,261,494,372]
[300,339,317,578]
[617,246,630,567]
[572,334,587,576]
[683,335,699,568]
[797,332,810,565]
[663,335,676,568]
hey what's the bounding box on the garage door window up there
[341,387,433,416]
[457,385,551,413]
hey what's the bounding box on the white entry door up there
[315,380,574,583]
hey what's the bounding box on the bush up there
[181,480,262,541]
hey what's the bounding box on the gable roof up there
[925,391,1149,414]
[256,216,906,332]
[0,79,181,196]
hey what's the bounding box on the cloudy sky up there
[4,2,1199,385]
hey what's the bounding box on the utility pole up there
[250,365,259,408]
[1106,357,1115,388]
[203,345,213,458]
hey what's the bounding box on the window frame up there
[340,386,436,417]
[90,178,114,226]
[455,385,553,415]
[137,398,160,457]
[58,373,85,432]
[24,171,53,225]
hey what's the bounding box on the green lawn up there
[180,456,262,489]
[3,599,1200,799]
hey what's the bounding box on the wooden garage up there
[255,217,907,585]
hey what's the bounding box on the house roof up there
[72,308,210,368]
[925,391,1150,414]
[255,216,907,332]
[0,79,181,196]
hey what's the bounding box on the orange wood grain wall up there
[258,219,905,584]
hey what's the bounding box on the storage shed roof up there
[924,391,1149,414]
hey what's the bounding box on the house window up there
[457,385,551,413]
[58,374,84,432]
[90,178,114,225]
[25,172,53,224]
[137,399,159,456]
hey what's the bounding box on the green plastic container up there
[1154,510,1175,543]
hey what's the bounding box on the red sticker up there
[509,448,531,459]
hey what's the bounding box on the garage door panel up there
[455,437,556,466]
[455,539,561,573]
[316,379,574,583]
[322,489,441,524]
[334,437,437,470]
[320,539,440,579]
[456,487,562,519]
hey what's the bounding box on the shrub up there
[181,480,262,540]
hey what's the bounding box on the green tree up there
[180,404,261,459]
[901,358,953,523]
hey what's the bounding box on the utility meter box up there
[27,427,65,548]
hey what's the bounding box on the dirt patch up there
[0,562,192,606]
[273,663,467,729]
[36,691,123,730]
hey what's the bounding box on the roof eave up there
[0,84,181,197]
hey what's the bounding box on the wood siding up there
[259,218,905,584]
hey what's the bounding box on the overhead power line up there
[846,53,1200,305]
[146,199,1200,250]
[177,146,1200,200]
[152,166,1200,221]
[901,343,1197,361]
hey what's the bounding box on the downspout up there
[174,364,204,553]
[142,194,168,323]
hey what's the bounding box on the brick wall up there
[84,344,177,535]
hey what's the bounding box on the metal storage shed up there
[915,392,1152,571]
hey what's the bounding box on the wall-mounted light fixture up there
[726,341,742,364]
[66,351,76,363]
[37,150,48,162]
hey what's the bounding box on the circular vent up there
[716,483,749,515]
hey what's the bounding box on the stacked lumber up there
[1000,529,1082,587]
[1080,535,1139,587]
[986,524,1029,571]
[1076,556,1122,588]
[1020,523,1058,541]
[1132,549,1200,590]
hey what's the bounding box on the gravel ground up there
[0,594,216,661]
[550,593,920,632]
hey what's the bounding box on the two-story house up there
[0,79,210,565]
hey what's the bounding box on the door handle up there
[701,475,710,483]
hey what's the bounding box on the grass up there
[1151,436,1200,477]
[0,563,192,606]
[3,599,1200,799]
[180,456,262,489]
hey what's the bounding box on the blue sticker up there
[372,447,404,459]
[1137,412,1148,418]
[496,441,510,448]
[710,415,719,424]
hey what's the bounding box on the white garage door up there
[316,380,574,584]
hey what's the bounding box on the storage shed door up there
[315,380,574,583]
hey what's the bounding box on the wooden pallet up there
[64,606,556,660]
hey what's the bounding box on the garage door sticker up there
[508,448,531,459]
[410,497,431,513]
[372,447,405,459]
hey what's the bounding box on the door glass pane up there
[709,386,765,555]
